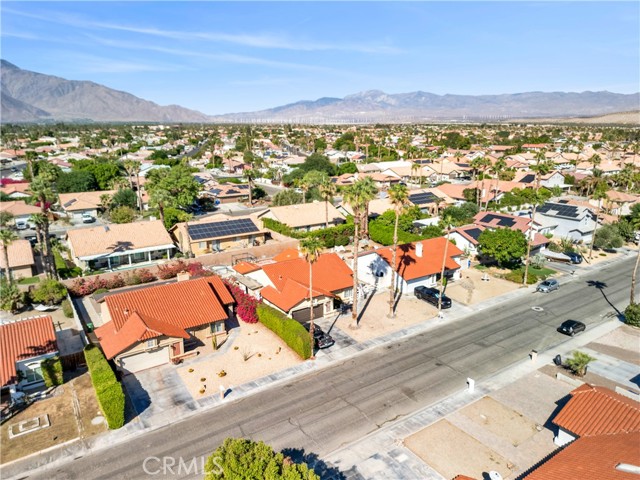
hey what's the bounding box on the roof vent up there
[616,463,640,474]
[415,242,423,258]
[123,308,129,315]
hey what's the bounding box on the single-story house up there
[448,225,487,257]
[0,315,58,390]
[0,182,31,199]
[171,215,266,256]
[66,220,176,271]
[95,275,234,373]
[338,197,393,219]
[257,201,346,232]
[514,171,566,190]
[252,253,353,322]
[2,200,41,228]
[0,239,36,279]
[203,183,251,204]
[357,237,464,295]
[407,189,454,214]
[58,190,116,221]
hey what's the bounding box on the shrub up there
[61,299,74,318]
[0,279,23,313]
[105,274,125,290]
[68,276,109,296]
[84,345,125,429]
[504,269,537,285]
[624,303,640,327]
[94,288,109,295]
[257,304,311,360]
[223,279,259,324]
[41,356,63,387]
[31,279,67,305]
[110,206,136,224]
[566,350,596,377]
[204,437,320,480]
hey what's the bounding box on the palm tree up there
[588,186,608,260]
[589,154,602,174]
[149,188,172,227]
[343,178,377,329]
[486,158,507,211]
[387,184,409,318]
[30,174,58,280]
[0,211,14,228]
[319,178,337,229]
[522,151,553,285]
[29,213,46,257]
[123,159,143,212]
[411,161,421,186]
[438,215,455,313]
[299,237,323,359]
[0,228,18,283]
[631,235,640,306]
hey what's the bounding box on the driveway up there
[121,365,192,423]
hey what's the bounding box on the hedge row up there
[84,345,125,429]
[261,217,353,248]
[41,356,63,387]
[257,304,312,360]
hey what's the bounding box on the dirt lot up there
[1,372,106,464]
[177,322,303,400]
[331,292,438,343]
[586,324,640,365]
[446,266,522,305]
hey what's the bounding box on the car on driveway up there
[414,286,452,309]
[558,319,586,336]
[536,279,559,293]
[82,213,96,224]
[564,252,583,264]
[304,324,335,349]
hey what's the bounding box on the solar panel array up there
[188,218,259,241]
[538,203,580,218]
[465,228,483,241]
[480,213,515,227]
[409,192,438,205]
[520,174,535,184]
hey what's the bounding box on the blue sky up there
[2,2,638,115]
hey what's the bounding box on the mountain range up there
[1,60,638,124]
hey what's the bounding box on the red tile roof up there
[273,248,300,262]
[452,476,477,480]
[0,316,57,386]
[96,277,232,359]
[524,431,640,480]
[553,384,640,437]
[233,261,261,275]
[260,253,353,312]
[376,237,463,281]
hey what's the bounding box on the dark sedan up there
[414,286,452,309]
[558,320,586,336]
[304,324,335,349]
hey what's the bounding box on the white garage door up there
[119,347,169,373]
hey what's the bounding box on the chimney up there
[415,242,423,258]
[176,271,191,282]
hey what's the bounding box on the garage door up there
[291,304,324,323]
[119,347,169,373]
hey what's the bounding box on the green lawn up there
[17,276,41,285]
[528,266,556,277]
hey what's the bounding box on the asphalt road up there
[16,258,635,480]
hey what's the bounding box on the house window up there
[199,242,207,249]
[146,339,157,348]
[22,362,44,383]
[210,321,225,334]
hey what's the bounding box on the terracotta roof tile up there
[260,201,346,229]
[58,190,116,212]
[233,261,261,275]
[376,237,463,281]
[553,384,640,437]
[273,248,300,262]
[0,239,35,268]
[0,316,57,386]
[524,431,640,480]
[2,200,41,217]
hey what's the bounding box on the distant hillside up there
[0,60,210,123]
[211,89,640,124]
[508,110,640,125]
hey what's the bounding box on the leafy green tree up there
[313,137,327,152]
[298,153,336,176]
[441,203,479,225]
[478,228,527,267]
[593,223,624,250]
[615,219,635,242]
[0,211,14,227]
[333,132,356,151]
[0,278,23,313]
[272,189,304,206]
[110,188,138,210]
[73,159,121,190]
[338,162,358,175]
[31,279,67,305]
[162,207,192,230]
[204,438,319,480]
[110,206,136,224]
[252,186,267,200]
[56,170,98,193]
[147,165,200,224]
[566,351,596,377]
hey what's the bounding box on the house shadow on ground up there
[282,447,347,480]
[120,373,151,422]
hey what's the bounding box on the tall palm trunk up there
[388,210,400,317]
[588,200,602,260]
[135,172,143,212]
[350,214,360,328]
[522,205,537,285]
[438,232,450,312]
[2,246,12,283]
[325,200,329,229]
[631,243,640,305]
[158,202,166,227]
[308,260,315,359]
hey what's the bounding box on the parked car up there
[15,219,31,230]
[414,286,452,309]
[536,279,559,293]
[304,324,335,349]
[558,319,586,336]
[564,252,583,264]
[81,213,96,224]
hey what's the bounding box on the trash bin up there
[553,354,562,366]
[86,322,94,333]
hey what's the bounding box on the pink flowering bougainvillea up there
[222,279,260,324]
